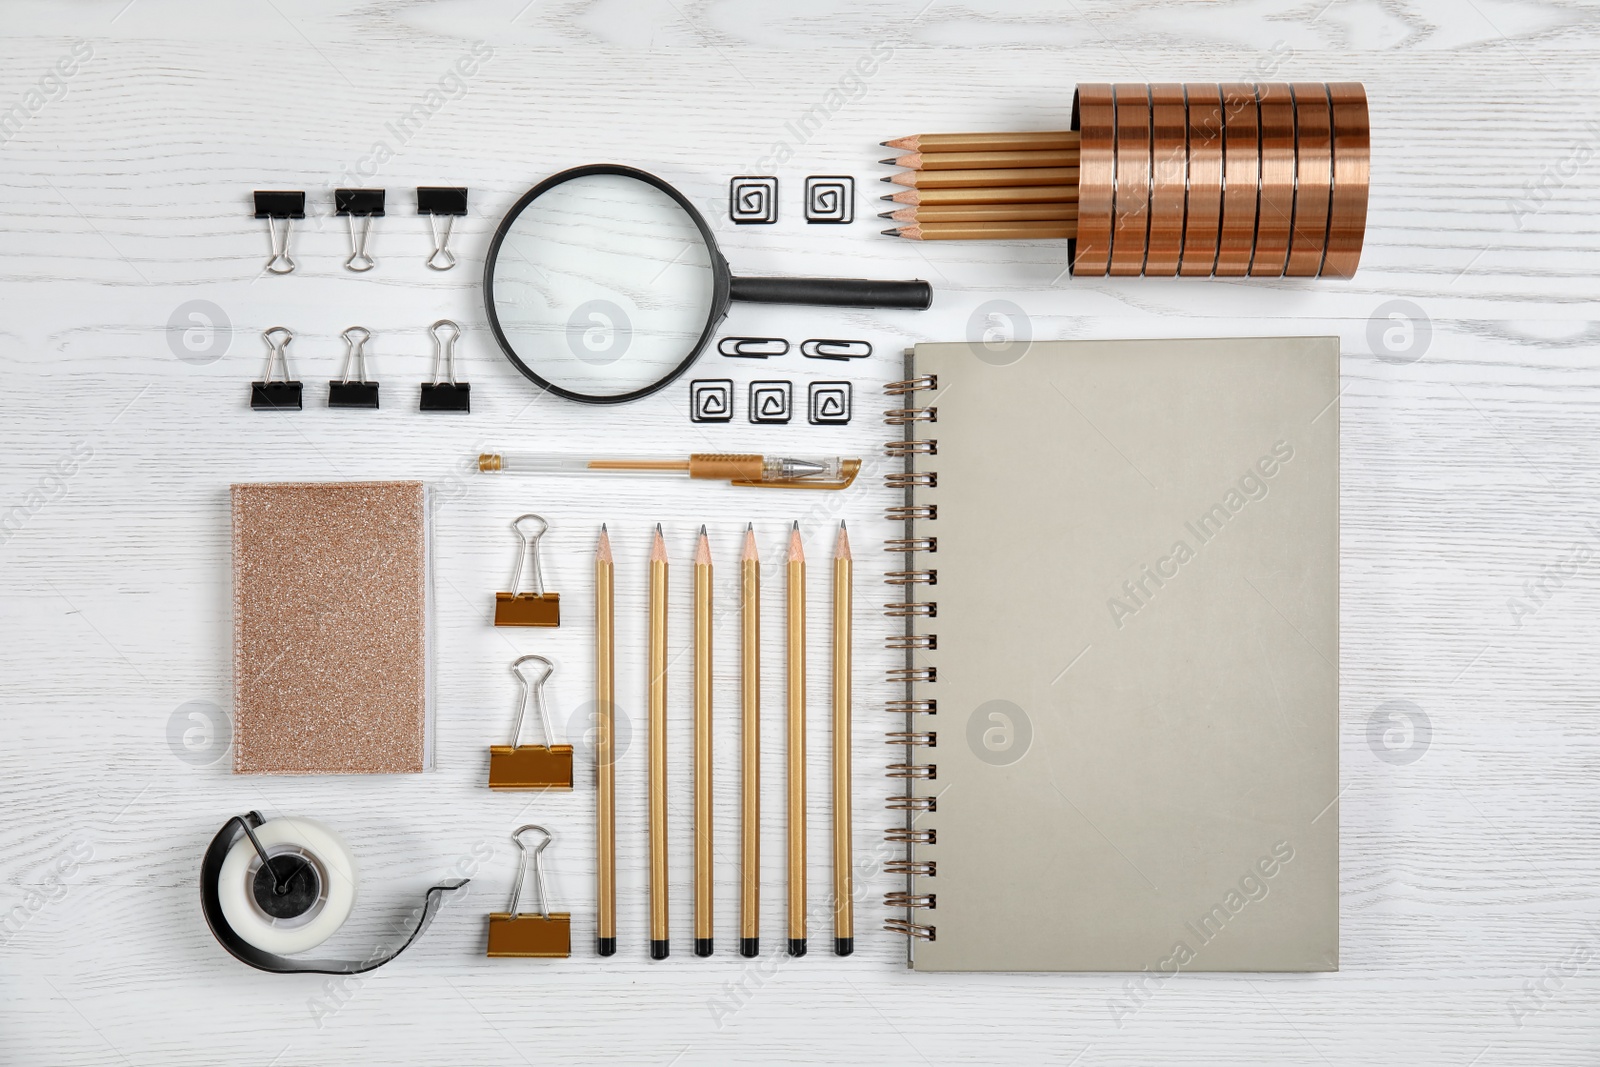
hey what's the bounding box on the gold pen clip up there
[487,825,572,958]
[494,514,561,626]
[489,656,574,790]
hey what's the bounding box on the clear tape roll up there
[217,817,357,956]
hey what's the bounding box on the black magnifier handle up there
[729,276,932,310]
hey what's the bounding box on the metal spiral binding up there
[884,365,938,947]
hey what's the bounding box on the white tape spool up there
[216,817,357,956]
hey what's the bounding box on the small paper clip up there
[487,825,571,958]
[801,338,873,361]
[416,187,467,270]
[489,655,575,790]
[250,326,302,410]
[335,188,385,272]
[718,336,789,358]
[328,326,379,409]
[420,319,469,412]
[495,514,561,626]
[253,191,304,275]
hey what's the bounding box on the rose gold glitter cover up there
[231,481,433,774]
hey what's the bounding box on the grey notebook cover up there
[903,337,1339,972]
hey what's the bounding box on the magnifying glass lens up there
[491,174,716,399]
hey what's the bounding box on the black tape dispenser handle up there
[200,812,467,975]
[728,276,932,310]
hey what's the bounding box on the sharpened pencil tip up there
[878,157,896,165]
[792,520,799,531]
[881,228,900,236]
[699,524,706,536]
[879,194,894,201]
[878,211,892,219]
[746,522,753,532]
[878,176,893,183]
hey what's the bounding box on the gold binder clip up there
[487,824,572,958]
[494,513,561,626]
[489,655,575,790]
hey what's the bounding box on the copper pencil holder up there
[1071,82,1369,278]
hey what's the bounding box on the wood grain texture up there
[1,1,1599,1063]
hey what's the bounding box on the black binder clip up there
[335,188,385,272]
[250,326,302,410]
[253,191,305,275]
[417,187,467,270]
[420,319,470,412]
[328,326,379,408]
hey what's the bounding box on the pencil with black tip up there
[741,524,761,959]
[885,221,1078,241]
[832,521,853,957]
[694,525,713,958]
[648,524,669,960]
[882,149,1079,171]
[596,525,616,957]
[882,130,1081,152]
[787,521,806,957]
[881,185,1078,207]
[880,203,1079,224]
[883,167,1079,190]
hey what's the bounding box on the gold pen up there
[740,524,761,958]
[693,526,714,958]
[479,452,861,490]
[648,524,669,960]
[595,526,616,958]
[832,521,854,957]
[787,521,807,957]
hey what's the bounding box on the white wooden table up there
[2,2,1598,1063]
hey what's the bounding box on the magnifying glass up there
[483,164,933,404]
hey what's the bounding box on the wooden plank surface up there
[2,1,1600,1063]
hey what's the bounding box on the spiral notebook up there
[886,337,1339,972]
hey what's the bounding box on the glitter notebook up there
[230,481,434,774]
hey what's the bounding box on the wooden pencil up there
[882,130,1080,152]
[883,149,1079,171]
[883,166,1080,189]
[740,524,761,959]
[787,521,806,957]
[648,524,669,960]
[831,522,853,957]
[693,526,713,958]
[880,185,1078,207]
[885,221,1079,241]
[595,526,616,957]
[881,203,1079,224]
